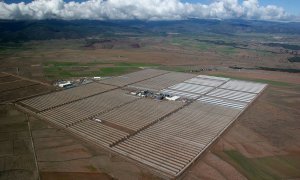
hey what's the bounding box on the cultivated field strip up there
[0,75,19,83]
[112,102,240,176]
[99,69,168,87]
[197,96,247,109]
[130,72,196,91]
[20,83,116,111]
[0,84,52,103]
[0,80,37,92]
[0,73,53,103]
[69,120,129,147]
[38,90,139,127]
[97,98,185,131]
[206,88,256,102]
[185,77,225,87]
[0,73,8,78]
[220,80,266,93]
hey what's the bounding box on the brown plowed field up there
[0,73,53,103]
[41,172,112,180]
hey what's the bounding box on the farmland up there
[1,28,299,82]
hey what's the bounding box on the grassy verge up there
[217,46,236,55]
[157,66,187,72]
[99,66,140,76]
[170,37,212,51]
[220,150,277,179]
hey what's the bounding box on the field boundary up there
[26,114,41,180]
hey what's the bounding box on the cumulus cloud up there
[0,0,293,21]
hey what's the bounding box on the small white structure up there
[58,81,72,88]
[93,77,102,80]
[166,96,180,101]
[94,118,102,123]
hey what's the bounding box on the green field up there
[43,61,159,79]
[217,150,300,180]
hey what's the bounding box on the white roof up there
[58,81,72,87]
[166,96,180,101]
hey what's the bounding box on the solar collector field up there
[160,75,229,99]
[168,83,214,95]
[112,102,240,176]
[197,96,247,109]
[185,77,225,87]
[16,69,267,178]
[129,72,196,91]
[99,69,168,87]
[220,80,266,93]
[69,120,129,147]
[96,98,185,131]
[161,89,201,99]
[37,89,138,127]
[20,83,116,111]
[206,88,256,102]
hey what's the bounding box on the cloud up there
[0,0,294,21]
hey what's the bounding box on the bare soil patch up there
[41,172,112,180]
[0,105,39,180]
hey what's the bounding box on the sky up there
[184,0,300,15]
[1,0,299,21]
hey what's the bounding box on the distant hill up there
[0,19,300,42]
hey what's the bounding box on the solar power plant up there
[16,69,267,178]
